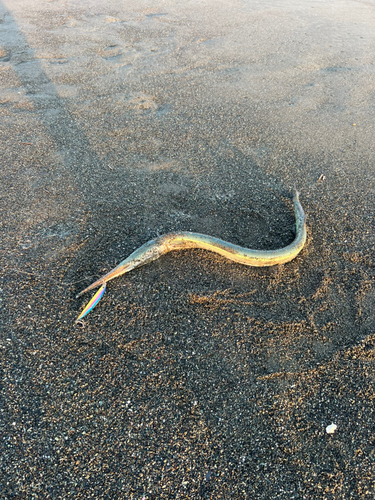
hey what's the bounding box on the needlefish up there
[76,190,307,321]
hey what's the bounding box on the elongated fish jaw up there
[76,260,136,298]
[76,284,106,321]
[76,279,105,298]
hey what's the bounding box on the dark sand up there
[1,0,375,498]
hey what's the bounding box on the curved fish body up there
[76,190,306,320]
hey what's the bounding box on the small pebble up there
[326,423,337,434]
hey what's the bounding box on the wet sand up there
[1,0,374,498]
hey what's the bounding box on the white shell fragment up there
[326,423,338,434]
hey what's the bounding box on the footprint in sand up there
[123,92,171,116]
[126,92,158,113]
[102,44,138,74]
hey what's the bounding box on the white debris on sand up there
[326,423,338,434]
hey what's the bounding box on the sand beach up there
[1,0,374,497]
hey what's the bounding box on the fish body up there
[76,190,307,320]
